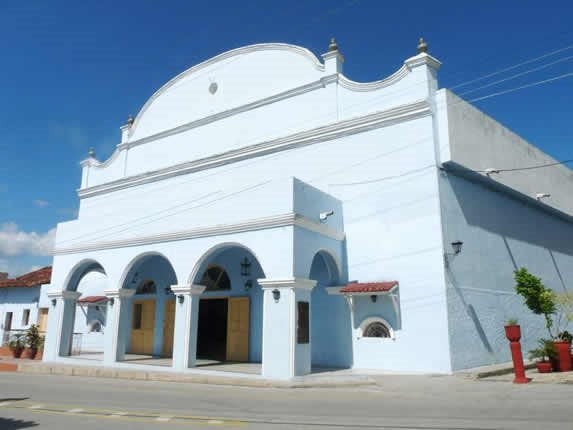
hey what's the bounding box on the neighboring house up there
[0,267,52,344]
[41,39,573,380]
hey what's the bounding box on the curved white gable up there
[80,44,440,191]
[129,44,324,141]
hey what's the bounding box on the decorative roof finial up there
[417,37,428,54]
[328,37,338,52]
[127,115,134,128]
[88,147,95,158]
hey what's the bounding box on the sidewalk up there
[13,358,378,389]
[456,359,573,384]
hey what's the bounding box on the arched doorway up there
[191,244,265,364]
[309,250,352,369]
[60,260,107,357]
[120,253,177,359]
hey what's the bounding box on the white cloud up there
[0,222,55,257]
[33,199,50,208]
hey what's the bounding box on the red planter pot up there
[553,341,572,372]
[504,325,521,342]
[26,348,38,360]
[11,347,24,359]
[536,361,552,373]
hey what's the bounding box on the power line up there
[450,43,573,89]
[458,54,573,96]
[477,159,573,173]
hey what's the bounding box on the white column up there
[258,278,316,380]
[43,290,81,361]
[103,288,135,365]
[171,285,205,371]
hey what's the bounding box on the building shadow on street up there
[0,418,38,429]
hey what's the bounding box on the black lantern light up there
[370,295,377,303]
[244,280,253,291]
[451,240,463,255]
[272,289,280,302]
[240,257,252,277]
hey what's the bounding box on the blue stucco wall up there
[440,172,573,370]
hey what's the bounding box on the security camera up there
[535,193,551,201]
[319,210,334,222]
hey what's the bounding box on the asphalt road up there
[0,372,572,429]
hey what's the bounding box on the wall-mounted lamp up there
[109,298,115,306]
[370,295,377,303]
[244,279,253,291]
[451,240,463,255]
[240,257,252,277]
[51,298,57,307]
[272,289,280,302]
[177,295,185,304]
[535,193,551,201]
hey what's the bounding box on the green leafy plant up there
[506,318,518,326]
[528,338,557,362]
[514,268,556,337]
[8,333,25,351]
[26,324,42,351]
[554,292,573,341]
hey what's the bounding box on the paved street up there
[0,372,572,429]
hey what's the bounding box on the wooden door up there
[162,300,176,357]
[37,308,49,333]
[226,297,250,362]
[130,300,156,355]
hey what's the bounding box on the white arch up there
[308,248,343,285]
[187,241,265,285]
[118,251,178,288]
[62,259,106,292]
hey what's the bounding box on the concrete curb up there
[17,362,377,389]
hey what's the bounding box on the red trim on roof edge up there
[339,281,398,294]
[77,296,108,304]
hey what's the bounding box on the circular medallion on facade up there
[209,82,218,94]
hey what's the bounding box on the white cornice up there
[258,277,317,290]
[404,53,442,71]
[338,64,410,92]
[79,100,431,199]
[53,213,345,255]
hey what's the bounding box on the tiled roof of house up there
[339,281,398,294]
[0,266,52,288]
[77,295,108,304]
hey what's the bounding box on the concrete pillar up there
[258,278,316,380]
[103,288,135,365]
[171,285,205,371]
[43,290,81,361]
[153,294,166,357]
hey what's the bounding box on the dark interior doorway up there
[197,298,228,361]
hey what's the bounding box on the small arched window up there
[364,322,391,338]
[201,265,231,291]
[360,317,394,339]
[136,280,157,295]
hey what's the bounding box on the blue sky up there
[0,1,572,275]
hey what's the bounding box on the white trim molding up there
[258,278,317,290]
[47,291,81,301]
[53,213,345,255]
[170,285,206,296]
[78,100,431,198]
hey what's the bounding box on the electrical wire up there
[450,43,573,89]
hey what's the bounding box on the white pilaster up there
[171,284,205,370]
[258,278,316,380]
[103,288,135,365]
[43,290,81,361]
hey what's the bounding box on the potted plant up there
[8,333,26,358]
[528,339,557,373]
[514,268,556,338]
[552,292,573,372]
[504,318,521,342]
[25,324,42,359]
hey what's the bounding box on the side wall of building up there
[0,287,41,343]
[439,170,573,371]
